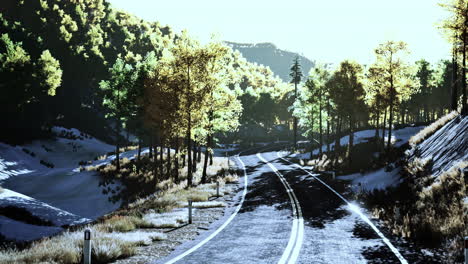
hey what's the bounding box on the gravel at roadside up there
[112,183,239,264]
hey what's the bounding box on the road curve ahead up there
[157,147,438,264]
[157,149,297,264]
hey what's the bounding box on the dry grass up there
[143,210,188,228]
[367,160,467,262]
[0,226,165,264]
[0,147,237,264]
[96,154,107,161]
[409,111,458,146]
[223,174,239,183]
[404,157,434,187]
[123,146,139,152]
[98,215,154,232]
[403,161,467,242]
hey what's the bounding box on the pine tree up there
[290,56,303,148]
[331,60,367,164]
[440,0,468,113]
[304,64,330,157]
[99,58,138,172]
[370,41,418,150]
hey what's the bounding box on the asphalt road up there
[156,146,443,264]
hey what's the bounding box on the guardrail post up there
[464,236,468,264]
[83,229,91,264]
[188,199,193,224]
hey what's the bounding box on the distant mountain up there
[225,42,315,82]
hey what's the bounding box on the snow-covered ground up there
[338,166,403,192]
[294,126,424,160]
[0,127,123,242]
[290,126,424,192]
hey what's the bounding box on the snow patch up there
[294,126,424,160]
[338,166,402,192]
[0,188,90,227]
[0,215,63,242]
[143,208,190,228]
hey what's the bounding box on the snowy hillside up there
[406,115,468,178]
[0,127,122,242]
[294,126,424,160]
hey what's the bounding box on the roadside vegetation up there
[0,151,236,264]
[358,114,467,262]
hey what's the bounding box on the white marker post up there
[83,229,91,264]
[188,199,193,224]
[216,181,220,197]
[332,171,335,180]
[465,236,468,264]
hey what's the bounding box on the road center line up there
[276,151,408,264]
[257,152,304,264]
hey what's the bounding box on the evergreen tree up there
[331,60,367,164]
[290,56,303,148]
[370,41,418,150]
[99,58,138,172]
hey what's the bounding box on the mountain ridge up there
[225,41,315,82]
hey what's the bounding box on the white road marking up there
[277,151,409,264]
[164,154,249,264]
[257,152,304,264]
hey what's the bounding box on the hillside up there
[225,42,315,82]
[361,113,467,262]
[406,113,467,178]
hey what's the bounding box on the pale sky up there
[107,0,451,65]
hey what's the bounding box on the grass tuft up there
[409,111,458,146]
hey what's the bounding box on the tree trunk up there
[387,91,395,150]
[187,112,193,187]
[197,145,202,163]
[137,138,141,173]
[309,112,315,159]
[159,141,164,180]
[375,109,380,140]
[115,144,120,172]
[347,116,354,166]
[209,149,213,166]
[319,92,323,157]
[293,82,298,149]
[167,145,171,178]
[382,107,387,149]
[156,132,164,179]
[452,42,459,111]
[192,142,197,173]
[462,27,467,114]
[326,99,330,153]
[201,135,210,184]
[115,123,121,172]
[333,116,341,166]
[149,136,153,160]
[174,138,179,183]
[153,135,158,187]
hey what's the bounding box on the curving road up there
[156,146,442,264]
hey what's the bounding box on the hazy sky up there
[107,0,451,65]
